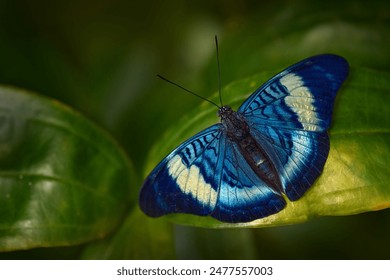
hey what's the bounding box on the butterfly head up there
[218,105,234,119]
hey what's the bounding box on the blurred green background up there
[0,0,389,259]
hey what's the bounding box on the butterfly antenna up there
[157,75,220,108]
[215,35,223,107]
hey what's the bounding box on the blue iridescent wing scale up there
[239,54,349,200]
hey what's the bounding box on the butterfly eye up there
[218,105,232,117]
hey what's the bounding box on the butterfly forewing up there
[139,125,223,217]
[239,54,349,132]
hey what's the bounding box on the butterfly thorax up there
[219,105,283,194]
[219,106,249,140]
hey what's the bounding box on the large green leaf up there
[0,87,135,251]
[142,67,390,228]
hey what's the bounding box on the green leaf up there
[0,86,136,251]
[143,67,390,228]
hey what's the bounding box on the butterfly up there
[139,54,349,223]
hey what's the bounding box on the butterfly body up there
[140,54,349,223]
[219,106,283,194]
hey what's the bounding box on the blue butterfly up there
[140,54,349,223]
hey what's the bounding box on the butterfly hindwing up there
[211,137,286,223]
[249,125,330,200]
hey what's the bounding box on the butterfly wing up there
[238,54,349,200]
[139,125,223,218]
[140,124,286,223]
